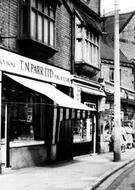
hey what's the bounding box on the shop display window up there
[9,102,34,141]
[73,119,93,142]
[2,76,50,145]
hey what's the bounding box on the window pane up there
[44,18,48,44]
[109,68,114,82]
[31,11,36,38]
[44,2,49,15]
[31,0,36,7]
[84,40,87,62]
[37,14,42,41]
[37,0,42,11]
[75,40,82,61]
[50,21,54,46]
[88,43,90,63]
[95,47,99,66]
[76,26,82,39]
[49,6,55,18]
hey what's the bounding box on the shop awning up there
[5,74,93,111]
[81,86,106,97]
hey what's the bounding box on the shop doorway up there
[73,112,97,156]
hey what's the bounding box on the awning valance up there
[81,86,106,97]
[5,74,94,111]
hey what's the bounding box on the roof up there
[101,11,135,63]
[75,8,102,34]
[102,11,135,36]
[101,34,129,63]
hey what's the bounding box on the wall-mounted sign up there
[84,102,97,111]
[0,48,72,86]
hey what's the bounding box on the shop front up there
[0,48,91,169]
[72,79,106,156]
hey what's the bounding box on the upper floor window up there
[19,0,56,47]
[75,16,100,68]
[109,68,114,82]
[109,67,121,84]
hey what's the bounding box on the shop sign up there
[73,84,81,102]
[84,102,96,111]
[0,48,72,86]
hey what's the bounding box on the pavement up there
[1,148,135,190]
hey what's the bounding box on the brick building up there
[0,0,105,170]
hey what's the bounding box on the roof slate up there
[101,11,135,63]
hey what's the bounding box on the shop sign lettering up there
[0,49,71,86]
[84,102,97,110]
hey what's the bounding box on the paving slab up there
[0,148,135,190]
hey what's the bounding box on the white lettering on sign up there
[84,102,97,110]
[0,49,71,86]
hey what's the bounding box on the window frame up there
[109,67,121,84]
[109,67,114,83]
[19,0,56,48]
[75,15,100,68]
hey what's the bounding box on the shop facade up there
[72,77,106,156]
[0,48,92,169]
[0,0,104,170]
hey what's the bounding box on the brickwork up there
[0,0,101,73]
[0,0,71,71]
[49,4,71,71]
[0,0,18,51]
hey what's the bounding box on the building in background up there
[101,11,135,152]
[67,0,106,156]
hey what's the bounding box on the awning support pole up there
[5,103,10,168]
[0,71,2,173]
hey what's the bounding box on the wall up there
[0,0,71,72]
[101,62,134,91]
[49,3,71,71]
[88,0,100,15]
[0,0,18,51]
[10,145,47,169]
[121,66,134,91]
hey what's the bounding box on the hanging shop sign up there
[0,48,72,86]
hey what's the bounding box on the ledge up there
[18,38,58,61]
[2,140,45,148]
[75,61,100,77]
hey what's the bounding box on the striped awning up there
[5,73,95,111]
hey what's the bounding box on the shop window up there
[2,76,49,143]
[75,16,100,68]
[19,0,56,47]
[73,119,93,142]
[10,102,34,141]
